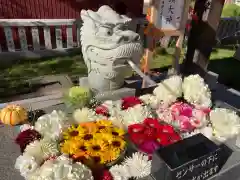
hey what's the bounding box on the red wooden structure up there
[0,0,143,51]
[0,0,143,19]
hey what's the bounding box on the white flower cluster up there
[182,74,211,108]
[25,155,93,180]
[120,104,154,127]
[142,75,212,109]
[34,110,71,140]
[15,138,60,178]
[73,107,105,124]
[210,108,240,142]
[153,75,183,106]
[139,94,160,109]
[110,152,151,180]
[102,100,122,117]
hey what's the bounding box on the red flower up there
[170,132,181,143]
[15,129,42,153]
[160,125,175,134]
[129,133,147,145]
[156,126,181,147]
[98,170,113,180]
[143,118,161,129]
[143,127,157,141]
[156,133,172,146]
[121,96,142,110]
[128,124,145,134]
[95,105,109,117]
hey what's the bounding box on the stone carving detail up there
[80,5,143,93]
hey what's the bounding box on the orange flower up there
[80,122,98,133]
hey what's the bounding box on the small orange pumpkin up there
[0,104,28,125]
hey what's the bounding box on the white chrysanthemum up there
[123,152,151,178]
[102,100,122,116]
[139,94,160,109]
[210,108,240,142]
[24,140,44,163]
[120,104,153,126]
[182,127,213,140]
[24,139,60,163]
[73,107,104,124]
[109,165,130,180]
[40,138,60,159]
[15,154,39,178]
[27,155,93,180]
[182,74,211,107]
[153,75,183,105]
[34,110,71,140]
[20,124,34,132]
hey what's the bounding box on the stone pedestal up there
[79,77,136,101]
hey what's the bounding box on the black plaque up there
[151,134,231,180]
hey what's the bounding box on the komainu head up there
[80,5,143,92]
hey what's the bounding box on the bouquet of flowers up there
[61,120,126,166]
[13,74,240,180]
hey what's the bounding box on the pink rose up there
[171,102,193,118]
[177,115,195,132]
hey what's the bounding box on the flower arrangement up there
[60,120,126,166]
[128,118,181,154]
[13,73,240,180]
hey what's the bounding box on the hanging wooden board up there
[144,0,191,37]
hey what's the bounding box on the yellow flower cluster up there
[60,120,126,164]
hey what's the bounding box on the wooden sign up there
[144,0,190,37]
[156,0,186,30]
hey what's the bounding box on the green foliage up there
[153,47,168,58]
[221,4,240,17]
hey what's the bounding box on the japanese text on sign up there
[175,150,220,180]
[156,0,185,30]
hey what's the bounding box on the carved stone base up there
[79,77,136,101]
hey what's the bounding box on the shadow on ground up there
[0,54,87,102]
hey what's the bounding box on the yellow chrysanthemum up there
[79,122,98,133]
[93,132,114,143]
[98,126,112,133]
[60,139,85,155]
[110,137,126,152]
[62,125,85,140]
[96,119,112,127]
[111,127,125,137]
[101,148,121,162]
[85,139,108,156]
[81,133,94,142]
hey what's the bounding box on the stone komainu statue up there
[80,5,143,93]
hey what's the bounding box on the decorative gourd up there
[0,104,28,125]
